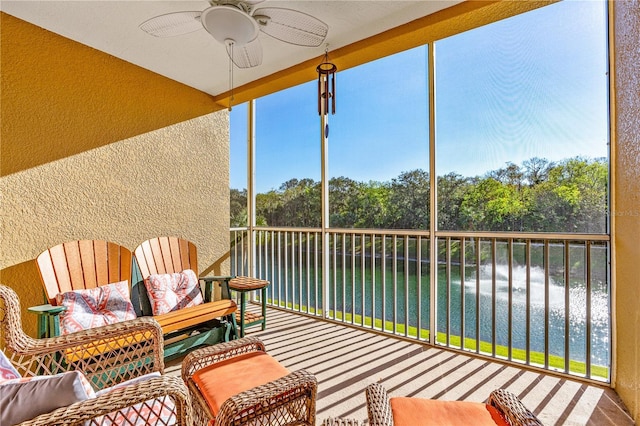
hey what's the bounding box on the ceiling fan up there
[139,0,329,69]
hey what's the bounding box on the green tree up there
[329,176,361,227]
[523,157,553,186]
[230,188,247,227]
[256,178,321,227]
[355,182,391,228]
[438,172,472,230]
[460,177,527,231]
[235,156,607,234]
[256,190,282,226]
[386,169,430,229]
[528,157,607,232]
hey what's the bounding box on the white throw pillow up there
[0,371,95,425]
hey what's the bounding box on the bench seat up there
[155,299,237,335]
[134,237,240,358]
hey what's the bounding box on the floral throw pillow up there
[144,269,204,315]
[0,350,20,381]
[56,281,137,335]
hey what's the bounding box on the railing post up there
[321,110,330,319]
[428,41,438,345]
[247,100,257,278]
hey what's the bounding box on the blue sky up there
[231,0,608,192]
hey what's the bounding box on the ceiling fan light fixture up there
[201,5,259,45]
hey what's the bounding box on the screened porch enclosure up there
[228,0,611,387]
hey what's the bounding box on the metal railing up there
[230,226,611,382]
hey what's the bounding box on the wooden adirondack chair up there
[133,236,238,360]
[33,240,134,338]
[33,238,237,360]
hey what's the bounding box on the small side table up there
[228,276,269,337]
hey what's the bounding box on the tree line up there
[230,156,607,234]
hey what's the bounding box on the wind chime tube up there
[318,73,322,115]
[324,74,330,116]
[331,72,336,114]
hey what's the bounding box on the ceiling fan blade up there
[226,38,263,68]
[139,11,202,37]
[253,7,328,47]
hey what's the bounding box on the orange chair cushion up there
[192,352,290,416]
[390,397,509,426]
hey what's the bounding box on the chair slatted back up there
[36,240,132,305]
[134,237,198,279]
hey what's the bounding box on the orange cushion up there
[192,352,290,416]
[390,397,509,426]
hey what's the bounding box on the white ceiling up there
[1,1,462,97]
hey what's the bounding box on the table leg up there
[261,287,267,331]
[37,315,48,339]
[240,291,246,338]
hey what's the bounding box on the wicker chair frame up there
[0,284,192,425]
[182,336,317,426]
[365,382,544,426]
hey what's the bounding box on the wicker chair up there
[0,284,192,425]
[182,336,317,426]
[365,382,543,426]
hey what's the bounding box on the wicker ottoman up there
[181,336,317,426]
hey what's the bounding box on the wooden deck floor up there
[167,304,634,426]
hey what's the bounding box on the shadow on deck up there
[167,304,634,426]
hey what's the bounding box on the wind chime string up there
[228,41,234,111]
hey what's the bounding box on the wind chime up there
[317,46,337,116]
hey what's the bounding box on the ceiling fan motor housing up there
[201,5,259,45]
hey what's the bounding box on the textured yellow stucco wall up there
[612,1,640,422]
[0,12,230,338]
[0,12,225,176]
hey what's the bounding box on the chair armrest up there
[200,275,234,300]
[216,369,317,426]
[488,389,543,426]
[365,383,394,426]
[7,317,165,390]
[27,304,66,315]
[181,336,265,381]
[200,275,234,282]
[17,375,192,426]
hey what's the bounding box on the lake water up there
[242,251,610,369]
